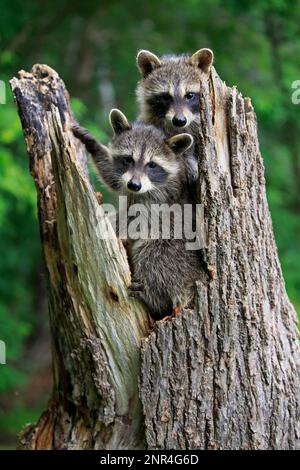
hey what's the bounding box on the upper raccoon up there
[72,110,201,319]
[135,48,214,182]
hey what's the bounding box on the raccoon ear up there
[166,133,194,155]
[109,109,131,135]
[136,50,161,78]
[190,48,214,73]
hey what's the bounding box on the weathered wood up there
[10,64,299,450]
[10,65,149,450]
[139,70,300,450]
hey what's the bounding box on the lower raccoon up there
[72,109,202,319]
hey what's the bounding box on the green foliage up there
[0,91,40,392]
[0,0,299,445]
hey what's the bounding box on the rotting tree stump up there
[11,64,299,450]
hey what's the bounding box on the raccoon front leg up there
[128,268,173,319]
[72,124,104,156]
[129,281,166,319]
[184,151,199,183]
[72,124,119,191]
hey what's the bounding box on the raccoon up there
[72,109,202,319]
[135,48,214,183]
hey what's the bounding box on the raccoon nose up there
[172,115,187,127]
[127,178,142,192]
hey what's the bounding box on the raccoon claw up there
[173,305,182,316]
[130,291,144,301]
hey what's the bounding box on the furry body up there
[72,111,201,319]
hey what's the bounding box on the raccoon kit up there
[72,110,202,319]
[136,48,214,183]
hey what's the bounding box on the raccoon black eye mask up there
[147,93,173,118]
[146,162,168,183]
[147,91,200,119]
[113,155,134,172]
[113,154,168,185]
[184,92,200,113]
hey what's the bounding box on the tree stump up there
[10,64,299,450]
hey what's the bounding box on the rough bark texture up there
[139,70,300,450]
[10,65,299,450]
[10,65,150,450]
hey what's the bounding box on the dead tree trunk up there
[11,65,299,450]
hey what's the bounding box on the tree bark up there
[140,70,300,450]
[11,65,299,450]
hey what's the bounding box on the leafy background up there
[0,0,299,448]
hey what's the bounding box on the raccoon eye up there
[148,161,157,169]
[186,92,195,100]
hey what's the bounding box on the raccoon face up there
[136,49,214,131]
[108,109,193,197]
[147,88,200,130]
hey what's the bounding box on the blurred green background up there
[0,0,299,448]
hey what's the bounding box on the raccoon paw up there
[187,166,199,183]
[184,155,199,183]
[129,281,146,301]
